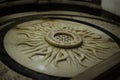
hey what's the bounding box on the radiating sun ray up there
[12,19,119,68]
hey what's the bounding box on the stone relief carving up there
[4,19,119,77]
[14,21,116,66]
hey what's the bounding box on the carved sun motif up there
[13,20,117,66]
[4,19,119,77]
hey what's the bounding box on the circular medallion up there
[45,29,82,48]
[2,17,119,78]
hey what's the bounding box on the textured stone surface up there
[0,11,120,79]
